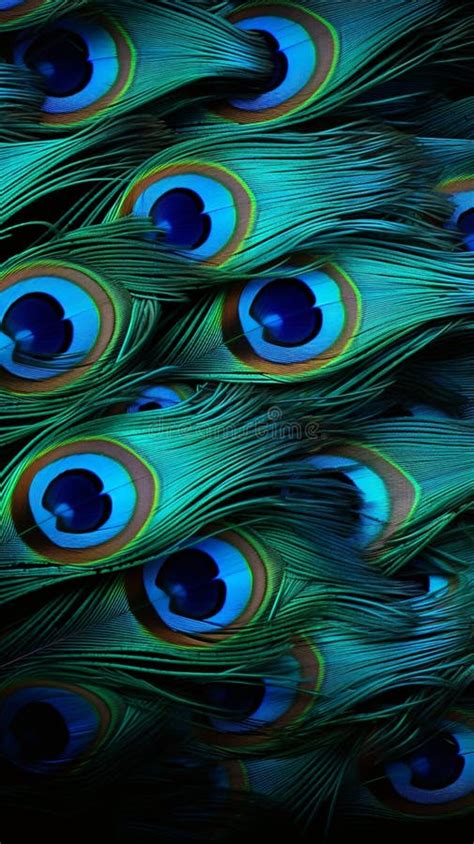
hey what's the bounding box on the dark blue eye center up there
[11,701,69,762]
[250,278,322,346]
[151,189,211,250]
[42,469,112,534]
[457,208,474,245]
[22,29,93,98]
[156,549,226,620]
[252,30,288,95]
[3,292,73,360]
[405,733,464,790]
[204,680,266,718]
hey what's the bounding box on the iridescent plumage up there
[1,1,473,840]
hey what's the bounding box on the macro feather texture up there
[1,0,273,129]
[0,1,473,841]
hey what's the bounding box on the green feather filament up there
[0,114,171,226]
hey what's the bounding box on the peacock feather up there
[2,0,272,129]
[106,126,452,269]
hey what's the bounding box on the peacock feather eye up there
[115,162,255,266]
[199,638,323,747]
[12,14,135,126]
[0,263,126,394]
[214,2,339,124]
[362,711,474,816]
[111,383,193,415]
[10,439,157,565]
[222,264,360,375]
[398,572,457,600]
[309,444,419,549]
[396,560,460,600]
[0,681,114,775]
[438,176,474,250]
[423,574,456,594]
[124,530,279,647]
